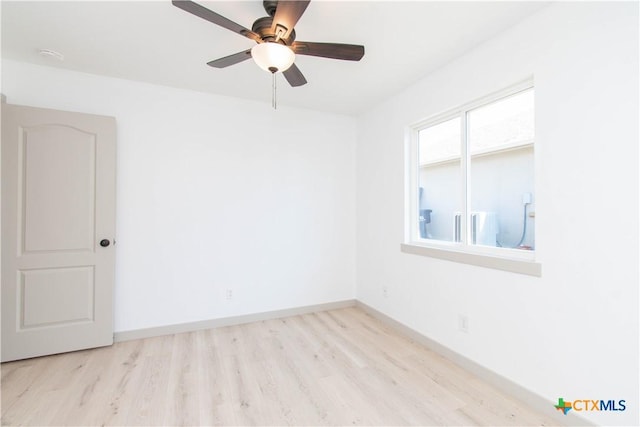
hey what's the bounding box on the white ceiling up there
[1,1,549,115]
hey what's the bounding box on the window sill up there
[400,243,541,277]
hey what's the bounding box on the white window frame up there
[402,79,541,276]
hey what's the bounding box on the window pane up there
[418,117,461,243]
[468,89,534,250]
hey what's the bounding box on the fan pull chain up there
[272,72,277,110]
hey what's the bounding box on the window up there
[404,81,539,274]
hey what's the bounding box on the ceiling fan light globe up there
[251,42,295,73]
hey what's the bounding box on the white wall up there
[2,60,357,333]
[356,2,638,426]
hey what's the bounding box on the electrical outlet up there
[458,315,469,333]
[382,286,388,298]
[225,289,233,300]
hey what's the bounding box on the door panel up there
[21,266,95,328]
[2,103,116,362]
[22,125,96,253]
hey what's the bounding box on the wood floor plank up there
[1,307,560,426]
[195,329,225,426]
[124,335,174,425]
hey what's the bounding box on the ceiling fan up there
[172,0,365,88]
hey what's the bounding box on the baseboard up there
[355,301,595,427]
[113,299,357,342]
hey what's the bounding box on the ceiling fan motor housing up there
[252,16,296,45]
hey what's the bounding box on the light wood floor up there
[1,307,558,426]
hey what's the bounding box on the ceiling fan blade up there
[172,0,261,42]
[283,63,307,87]
[271,0,310,40]
[207,49,253,68]
[292,42,365,61]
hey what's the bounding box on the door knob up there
[100,239,111,247]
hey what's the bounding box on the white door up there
[1,103,116,362]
